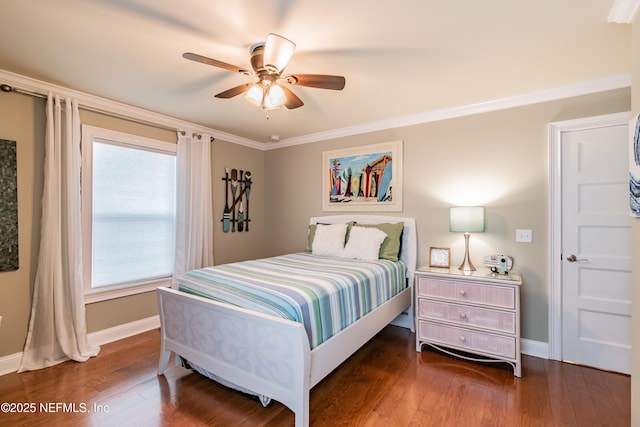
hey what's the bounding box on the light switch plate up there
[516,229,532,243]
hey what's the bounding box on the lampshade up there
[449,206,485,233]
[263,33,296,73]
[264,83,286,109]
[245,83,264,107]
[245,81,286,110]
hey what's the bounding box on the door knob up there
[566,254,588,262]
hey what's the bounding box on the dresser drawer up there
[418,299,516,334]
[417,277,515,309]
[418,320,516,359]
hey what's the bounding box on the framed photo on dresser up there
[429,247,450,268]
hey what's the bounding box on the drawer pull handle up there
[459,289,467,296]
[459,312,467,319]
[459,335,466,342]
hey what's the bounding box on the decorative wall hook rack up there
[221,167,252,232]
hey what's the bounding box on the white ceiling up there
[0,0,634,145]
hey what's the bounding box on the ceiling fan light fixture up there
[184,33,344,111]
[263,33,296,74]
[244,83,264,107]
[263,83,286,109]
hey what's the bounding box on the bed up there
[157,215,417,427]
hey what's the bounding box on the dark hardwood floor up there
[0,326,630,426]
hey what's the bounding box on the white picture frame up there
[429,247,450,268]
[322,140,403,211]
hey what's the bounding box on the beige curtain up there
[19,94,99,372]
[173,131,214,285]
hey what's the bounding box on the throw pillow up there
[311,223,348,257]
[341,226,388,261]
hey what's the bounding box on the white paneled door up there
[560,120,631,374]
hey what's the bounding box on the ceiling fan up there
[183,33,346,110]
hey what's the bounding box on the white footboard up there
[157,287,311,427]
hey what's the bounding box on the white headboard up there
[309,215,417,285]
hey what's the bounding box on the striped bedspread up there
[177,252,406,349]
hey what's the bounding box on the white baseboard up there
[0,352,23,376]
[87,315,160,347]
[521,338,549,359]
[0,315,160,376]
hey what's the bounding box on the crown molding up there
[1,68,631,152]
[0,68,264,150]
[268,73,632,150]
[608,0,640,23]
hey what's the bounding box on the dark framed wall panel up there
[0,139,18,271]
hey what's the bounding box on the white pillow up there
[341,226,388,261]
[311,223,348,257]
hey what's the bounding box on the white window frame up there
[81,125,177,303]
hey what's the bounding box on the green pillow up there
[306,224,318,252]
[306,221,356,252]
[356,222,404,261]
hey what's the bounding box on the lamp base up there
[458,232,476,272]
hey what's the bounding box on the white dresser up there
[415,267,522,377]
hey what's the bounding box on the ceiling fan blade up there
[286,74,346,90]
[215,84,251,99]
[183,52,250,74]
[281,86,304,109]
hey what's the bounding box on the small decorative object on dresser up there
[415,267,522,377]
[483,254,513,274]
[428,247,450,268]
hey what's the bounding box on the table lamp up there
[449,206,485,271]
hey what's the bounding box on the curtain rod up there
[1,83,45,98]
[178,130,214,142]
[1,83,214,140]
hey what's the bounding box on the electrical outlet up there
[516,229,532,243]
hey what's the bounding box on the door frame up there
[548,111,631,361]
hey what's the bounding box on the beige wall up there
[265,89,630,343]
[0,93,45,356]
[631,16,639,427]
[211,140,265,265]
[0,95,265,355]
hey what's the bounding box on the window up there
[82,125,177,302]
